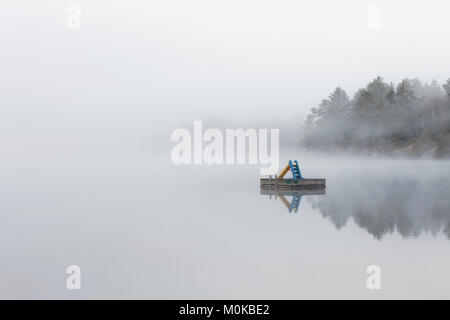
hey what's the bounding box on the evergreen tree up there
[443,79,450,97]
[310,87,350,124]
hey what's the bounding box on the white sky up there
[1,0,450,124]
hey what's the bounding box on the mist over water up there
[1,89,449,299]
[2,0,450,300]
[2,138,450,298]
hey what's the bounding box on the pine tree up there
[310,87,350,124]
[443,79,450,97]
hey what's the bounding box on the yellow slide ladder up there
[277,164,291,179]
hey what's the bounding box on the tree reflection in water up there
[307,172,450,239]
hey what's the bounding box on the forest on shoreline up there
[302,77,450,157]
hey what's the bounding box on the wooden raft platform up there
[260,178,326,190]
[260,188,326,196]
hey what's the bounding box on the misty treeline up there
[302,77,450,157]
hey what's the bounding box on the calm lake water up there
[1,150,450,299]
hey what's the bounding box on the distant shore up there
[301,77,450,158]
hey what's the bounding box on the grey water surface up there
[1,151,450,299]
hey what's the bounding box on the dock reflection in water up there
[260,187,326,214]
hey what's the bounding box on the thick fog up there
[2,0,450,146]
[2,1,450,299]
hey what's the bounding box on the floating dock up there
[260,160,326,190]
[260,185,326,195]
[260,178,326,190]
